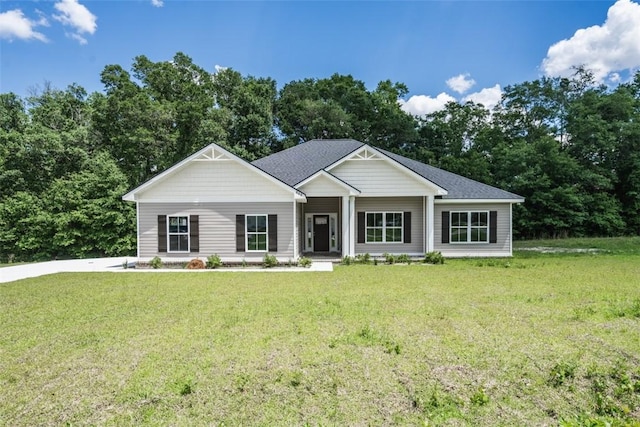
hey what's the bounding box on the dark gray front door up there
[313,215,330,252]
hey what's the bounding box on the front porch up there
[298,195,436,258]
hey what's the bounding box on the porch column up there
[342,196,349,257]
[426,195,435,252]
[349,196,356,256]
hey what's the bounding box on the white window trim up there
[365,211,403,244]
[450,211,490,244]
[167,215,190,253]
[304,213,339,252]
[245,214,268,252]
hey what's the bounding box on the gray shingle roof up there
[252,139,523,200]
[378,148,523,200]
[252,139,364,186]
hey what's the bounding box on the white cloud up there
[463,84,503,110]
[0,9,48,42]
[53,0,97,44]
[399,93,456,116]
[446,73,476,94]
[214,64,228,73]
[68,32,87,45]
[541,0,640,82]
[151,0,164,7]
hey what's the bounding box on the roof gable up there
[326,145,448,196]
[123,142,305,202]
[296,170,360,196]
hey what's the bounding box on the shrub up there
[150,256,162,269]
[355,253,371,264]
[186,258,205,269]
[424,251,445,264]
[396,254,412,264]
[384,253,395,264]
[206,254,222,269]
[341,256,353,265]
[298,257,312,268]
[263,253,278,268]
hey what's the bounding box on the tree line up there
[1,52,639,261]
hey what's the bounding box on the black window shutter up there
[403,212,411,243]
[236,215,245,252]
[190,215,199,253]
[489,211,498,243]
[441,211,450,244]
[268,214,278,252]
[357,212,365,244]
[158,215,167,252]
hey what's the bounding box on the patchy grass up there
[514,236,640,255]
[1,255,639,425]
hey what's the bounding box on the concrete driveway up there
[0,257,132,283]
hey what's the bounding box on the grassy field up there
[1,251,639,425]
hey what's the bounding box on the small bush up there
[424,251,445,264]
[384,253,395,264]
[298,257,312,268]
[206,254,222,269]
[150,256,162,269]
[341,256,353,265]
[396,254,412,264]
[263,253,278,268]
[355,253,371,264]
[186,258,205,269]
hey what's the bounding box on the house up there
[123,139,524,262]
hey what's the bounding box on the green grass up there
[1,255,640,425]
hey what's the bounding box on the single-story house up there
[123,139,524,262]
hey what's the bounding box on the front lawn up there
[1,255,639,425]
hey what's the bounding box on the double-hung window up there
[168,216,189,252]
[246,214,268,251]
[450,211,488,243]
[366,212,403,243]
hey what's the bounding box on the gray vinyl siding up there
[355,197,423,255]
[332,159,434,196]
[138,202,294,261]
[434,203,512,257]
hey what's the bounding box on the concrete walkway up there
[0,257,333,283]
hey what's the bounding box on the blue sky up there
[2,0,640,115]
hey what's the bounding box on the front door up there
[313,215,330,252]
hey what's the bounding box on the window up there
[366,212,402,243]
[246,214,268,251]
[168,216,189,252]
[450,211,488,243]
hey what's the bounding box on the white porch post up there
[426,195,435,252]
[349,196,356,256]
[342,196,349,257]
[293,201,298,258]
